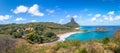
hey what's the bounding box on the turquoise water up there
[66,26,120,41]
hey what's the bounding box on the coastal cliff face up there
[64,18,80,28]
[114,29,120,39]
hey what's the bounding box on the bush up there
[44,32,56,38]
[25,32,41,43]
[102,36,110,44]
[12,32,22,38]
[114,46,120,53]
[75,48,87,53]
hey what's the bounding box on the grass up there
[1,34,120,53]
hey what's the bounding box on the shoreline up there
[42,31,82,44]
[57,31,82,41]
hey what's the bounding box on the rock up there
[95,28,106,32]
[80,30,88,32]
[64,17,80,28]
[114,29,120,40]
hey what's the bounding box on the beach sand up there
[57,31,81,41]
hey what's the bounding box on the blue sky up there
[0,0,120,26]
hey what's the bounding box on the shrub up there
[102,36,110,44]
[75,48,87,53]
[42,32,57,43]
[44,32,56,38]
[25,32,41,43]
[114,46,120,53]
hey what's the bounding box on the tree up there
[12,32,22,38]
[44,32,56,38]
[25,33,38,43]
[102,36,110,44]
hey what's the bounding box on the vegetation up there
[0,22,77,44]
[0,29,120,53]
[102,36,110,44]
[0,21,120,53]
[64,18,80,28]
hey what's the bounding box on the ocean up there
[66,26,120,41]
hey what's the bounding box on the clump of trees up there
[25,26,57,44]
[25,32,57,44]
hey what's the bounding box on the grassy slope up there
[14,38,120,53]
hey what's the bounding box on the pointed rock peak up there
[64,17,80,28]
[70,17,75,23]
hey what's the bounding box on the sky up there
[0,0,120,26]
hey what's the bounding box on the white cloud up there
[13,4,44,17]
[102,15,110,21]
[102,15,113,21]
[107,11,114,21]
[0,15,11,21]
[46,9,55,14]
[91,11,120,22]
[66,15,70,18]
[94,14,101,17]
[91,17,97,22]
[91,14,101,22]
[108,11,114,15]
[13,5,28,14]
[28,4,44,16]
[15,17,25,21]
[59,19,64,23]
[31,20,37,22]
[73,15,78,18]
[109,16,114,21]
[114,15,120,20]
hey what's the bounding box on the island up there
[95,27,107,32]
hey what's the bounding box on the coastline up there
[57,31,81,41]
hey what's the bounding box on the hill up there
[64,18,80,28]
[0,22,78,44]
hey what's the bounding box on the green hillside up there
[64,18,80,28]
[0,22,78,44]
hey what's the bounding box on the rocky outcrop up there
[114,29,120,40]
[64,17,80,28]
[95,28,106,32]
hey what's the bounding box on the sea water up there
[66,26,120,41]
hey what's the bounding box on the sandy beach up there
[57,31,81,41]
